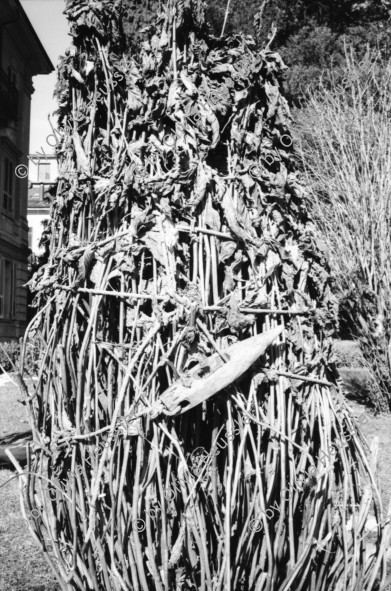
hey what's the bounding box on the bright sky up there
[20,0,70,154]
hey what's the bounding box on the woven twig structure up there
[19,1,389,589]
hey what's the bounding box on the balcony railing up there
[0,70,18,123]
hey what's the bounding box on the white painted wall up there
[28,155,56,256]
[28,155,58,183]
[29,213,49,256]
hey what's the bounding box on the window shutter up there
[11,263,16,319]
[3,157,14,213]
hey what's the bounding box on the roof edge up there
[17,0,54,74]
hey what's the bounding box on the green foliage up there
[258,0,391,39]
[280,24,345,101]
[256,0,391,102]
[205,0,260,36]
[0,340,40,375]
[0,342,19,373]
[122,0,162,46]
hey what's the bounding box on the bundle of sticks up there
[18,0,389,589]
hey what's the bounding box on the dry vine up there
[16,0,390,589]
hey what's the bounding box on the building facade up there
[0,0,53,341]
[28,154,56,260]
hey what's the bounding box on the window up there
[0,258,16,319]
[38,162,50,182]
[3,156,14,213]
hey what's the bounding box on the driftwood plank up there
[157,326,283,415]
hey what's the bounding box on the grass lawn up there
[0,375,391,590]
[0,376,59,591]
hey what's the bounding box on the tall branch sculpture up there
[18,0,389,589]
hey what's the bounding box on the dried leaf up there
[143,228,166,266]
[73,130,90,175]
[219,240,237,262]
[77,246,95,283]
[227,290,255,332]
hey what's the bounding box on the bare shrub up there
[296,48,391,410]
